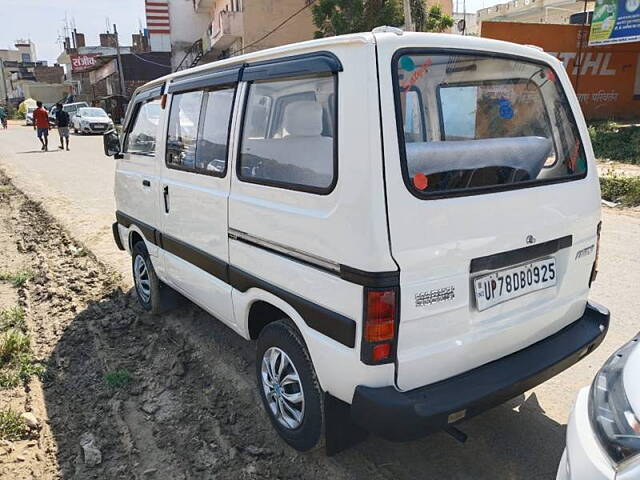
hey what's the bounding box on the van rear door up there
[375,37,601,392]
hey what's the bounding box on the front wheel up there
[256,320,324,451]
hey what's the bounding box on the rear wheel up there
[256,320,323,451]
[131,241,164,314]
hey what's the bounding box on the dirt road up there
[0,123,639,479]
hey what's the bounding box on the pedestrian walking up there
[54,103,70,151]
[33,101,50,151]
[0,105,7,130]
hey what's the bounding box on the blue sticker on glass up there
[498,98,513,120]
[400,56,416,72]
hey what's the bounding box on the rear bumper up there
[351,301,610,442]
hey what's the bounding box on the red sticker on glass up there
[545,68,556,83]
[413,173,428,190]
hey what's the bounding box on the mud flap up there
[324,392,369,456]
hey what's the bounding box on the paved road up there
[0,121,638,478]
[0,121,130,282]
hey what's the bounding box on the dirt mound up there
[0,172,355,479]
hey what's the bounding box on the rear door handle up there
[163,186,170,213]
[142,180,151,187]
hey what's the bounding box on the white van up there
[104,30,610,454]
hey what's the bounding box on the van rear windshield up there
[393,51,587,197]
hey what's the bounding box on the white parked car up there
[72,107,114,134]
[103,30,610,454]
[25,107,35,126]
[557,332,640,480]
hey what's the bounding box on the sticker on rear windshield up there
[498,97,514,119]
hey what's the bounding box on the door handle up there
[142,179,151,187]
[163,186,170,213]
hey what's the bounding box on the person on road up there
[54,103,70,151]
[33,101,50,151]
[0,105,7,130]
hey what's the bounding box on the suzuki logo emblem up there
[526,235,537,245]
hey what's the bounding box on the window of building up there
[123,98,162,156]
[238,74,337,193]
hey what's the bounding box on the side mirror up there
[103,130,122,158]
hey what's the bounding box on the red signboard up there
[481,22,640,121]
[70,54,99,73]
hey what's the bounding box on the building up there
[88,51,171,98]
[145,0,211,71]
[0,40,70,106]
[85,51,171,122]
[477,0,594,26]
[145,0,317,72]
[56,31,136,102]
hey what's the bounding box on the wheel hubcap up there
[261,347,305,429]
[133,255,151,303]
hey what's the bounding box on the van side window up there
[195,87,235,176]
[166,90,204,170]
[238,74,337,193]
[124,98,162,156]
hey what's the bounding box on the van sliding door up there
[158,72,239,327]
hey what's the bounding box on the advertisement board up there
[589,0,640,46]
[70,54,99,73]
[481,21,640,120]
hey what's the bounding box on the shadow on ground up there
[42,284,567,479]
[4,170,566,479]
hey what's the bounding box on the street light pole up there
[403,0,414,31]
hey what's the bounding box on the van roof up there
[136,31,557,94]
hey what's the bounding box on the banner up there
[589,0,640,46]
[481,22,640,120]
[70,54,99,73]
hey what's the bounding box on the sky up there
[2,0,146,64]
[2,0,499,65]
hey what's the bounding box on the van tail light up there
[589,222,602,287]
[361,288,398,365]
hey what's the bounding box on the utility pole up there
[113,24,127,99]
[0,59,9,110]
[403,0,414,31]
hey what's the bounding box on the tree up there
[411,1,454,32]
[312,0,404,38]
[311,0,453,38]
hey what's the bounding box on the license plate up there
[474,258,557,311]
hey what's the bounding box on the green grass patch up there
[589,122,640,164]
[0,329,44,388]
[0,409,29,441]
[105,369,132,389]
[600,170,640,207]
[0,270,34,288]
[0,306,25,331]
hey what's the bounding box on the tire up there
[256,319,324,452]
[131,241,165,314]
